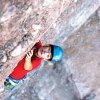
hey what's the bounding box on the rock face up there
[0,0,100,100]
[64,9,100,100]
[0,0,70,87]
[3,9,100,100]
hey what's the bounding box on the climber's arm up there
[24,49,34,70]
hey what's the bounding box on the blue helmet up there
[50,45,64,62]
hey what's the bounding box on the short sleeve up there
[34,40,42,48]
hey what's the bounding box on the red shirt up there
[10,41,42,80]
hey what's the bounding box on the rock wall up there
[0,0,100,100]
[64,8,100,100]
[4,8,100,100]
[0,0,70,87]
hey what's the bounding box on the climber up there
[4,41,64,90]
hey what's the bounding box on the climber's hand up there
[25,48,35,61]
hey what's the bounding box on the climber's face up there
[38,45,52,60]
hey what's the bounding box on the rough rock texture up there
[0,0,70,87]
[0,0,100,100]
[64,8,100,100]
[3,9,100,100]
